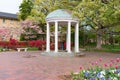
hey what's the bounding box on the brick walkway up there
[0,51,119,80]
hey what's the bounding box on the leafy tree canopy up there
[19,0,34,20]
[73,0,120,30]
[27,0,80,24]
[73,0,120,48]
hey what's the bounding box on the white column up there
[66,26,68,51]
[46,22,50,52]
[54,21,58,52]
[75,22,79,52]
[67,21,71,53]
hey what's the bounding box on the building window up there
[3,19,5,23]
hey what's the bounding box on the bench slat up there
[17,48,28,52]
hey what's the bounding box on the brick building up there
[0,12,22,41]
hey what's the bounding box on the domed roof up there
[46,9,75,21]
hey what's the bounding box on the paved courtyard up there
[0,51,119,80]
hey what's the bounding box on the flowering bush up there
[0,26,23,41]
[20,19,44,40]
[0,41,9,48]
[0,39,28,49]
[28,40,45,47]
[0,39,46,50]
[0,27,10,41]
[71,58,120,80]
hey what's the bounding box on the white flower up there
[109,70,115,73]
[100,70,105,75]
[111,77,118,80]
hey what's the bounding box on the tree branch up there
[100,21,120,30]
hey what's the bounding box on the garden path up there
[0,51,119,80]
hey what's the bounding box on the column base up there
[54,51,58,53]
[74,51,79,53]
[67,51,72,53]
[46,50,50,52]
[74,52,85,57]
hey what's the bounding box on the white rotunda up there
[45,9,80,53]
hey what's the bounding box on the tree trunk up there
[96,30,102,49]
[109,33,114,45]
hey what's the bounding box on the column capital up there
[68,21,71,23]
[54,20,58,23]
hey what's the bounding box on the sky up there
[0,0,22,14]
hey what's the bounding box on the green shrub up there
[27,47,39,51]
[85,44,120,52]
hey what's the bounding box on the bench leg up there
[18,49,20,52]
[25,49,27,52]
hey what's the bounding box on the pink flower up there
[116,58,120,62]
[109,63,113,67]
[115,65,119,69]
[104,63,108,67]
[80,66,83,70]
[110,59,114,62]
[95,61,98,65]
[99,58,102,62]
[30,26,35,28]
[91,62,94,65]
[110,59,114,64]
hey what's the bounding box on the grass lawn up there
[27,47,39,51]
[85,44,120,53]
[0,47,3,51]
